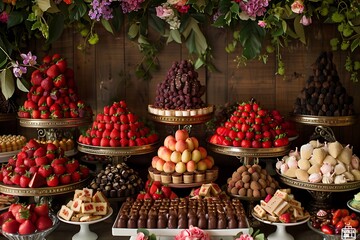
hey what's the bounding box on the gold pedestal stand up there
[207,142,291,226]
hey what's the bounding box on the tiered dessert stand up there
[147,105,214,134]
[253,213,310,240]
[58,207,113,240]
[278,114,360,213]
[208,143,291,224]
[18,117,92,157]
[77,141,159,164]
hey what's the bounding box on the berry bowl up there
[0,213,59,240]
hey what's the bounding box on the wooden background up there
[41,22,360,154]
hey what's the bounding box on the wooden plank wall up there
[46,22,360,154]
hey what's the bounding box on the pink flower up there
[291,0,304,14]
[0,11,8,23]
[156,5,174,19]
[258,20,266,28]
[135,232,147,240]
[300,15,312,26]
[175,226,210,240]
[236,234,254,240]
[239,0,270,19]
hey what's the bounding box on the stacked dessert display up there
[17,53,93,157]
[207,99,292,177]
[0,139,90,199]
[77,100,159,161]
[276,140,360,213]
[252,189,310,240]
[292,51,357,142]
[57,188,113,240]
[148,60,213,131]
[148,129,218,187]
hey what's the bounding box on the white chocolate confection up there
[148,105,213,117]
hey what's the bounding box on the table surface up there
[0,216,324,240]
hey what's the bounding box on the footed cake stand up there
[58,207,113,240]
[291,114,357,142]
[253,212,309,240]
[147,106,214,134]
[207,142,290,167]
[278,172,360,213]
[77,141,159,164]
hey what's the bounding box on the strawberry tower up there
[17,53,93,156]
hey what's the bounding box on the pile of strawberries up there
[78,100,159,147]
[0,202,54,235]
[0,139,89,188]
[136,180,178,200]
[18,53,92,119]
[209,99,296,148]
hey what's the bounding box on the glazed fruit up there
[209,99,293,148]
[310,208,360,235]
[0,139,89,188]
[293,51,355,116]
[36,138,75,152]
[88,163,143,198]
[78,100,159,147]
[17,53,92,119]
[227,164,279,198]
[153,60,206,110]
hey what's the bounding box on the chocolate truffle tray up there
[112,216,250,240]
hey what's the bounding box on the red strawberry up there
[91,137,100,146]
[34,203,49,217]
[46,174,59,187]
[19,219,36,235]
[9,204,23,217]
[51,110,63,119]
[35,156,49,166]
[59,173,71,185]
[35,215,52,231]
[109,139,120,147]
[2,218,19,234]
[149,183,159,195]
[24,100,37,110]
[40,77,53,91]
[19,172,31,188]
[143,193,152,200]
[15,207,31,223]
[14,165,27,175]
[71,171,81,182]
[53,74,66,88]
[56,59,67,73]
[28,172,45,188]
[65,159,79,174]
[169,192,178,200]
[28,166,38,175]
[38,165,53,178]
[34,147,46,158]
[161,185,172,198]
[46,64,60,78]
[279,212,291,223]
[79,165,89,178]
[70,109,79,118]
[52,164,66,175]
[0,211,15,226]
[10,173,21,185]
[30,69,44,86]
[40,110,50,119]
[136,192,145,200]
[38,96,47,107]
[100,138,110,147]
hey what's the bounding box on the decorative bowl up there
[0,213,59,240]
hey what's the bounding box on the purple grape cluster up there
[154,60,206,110]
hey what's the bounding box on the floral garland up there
[0,0,359,97]
[136,226,265,240]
